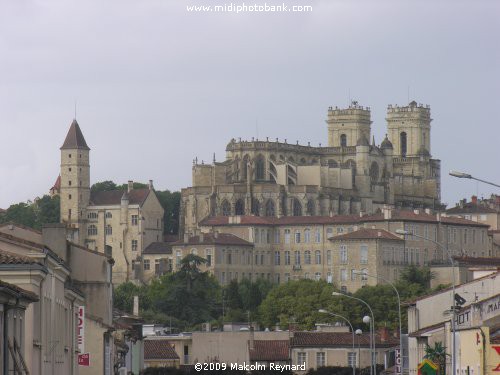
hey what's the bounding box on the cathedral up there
[180,101,442,235]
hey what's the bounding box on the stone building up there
[181,101,442,236]
[57,119,164,284]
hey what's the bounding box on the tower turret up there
[59,119,90,242]
[326,101,372,147]
[386,101,431,158]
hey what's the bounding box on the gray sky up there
[1,0,499,209]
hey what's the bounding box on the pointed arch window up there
[221,200,231,216]
[235,199,245,215]
[340,134,347,147]
[292,199,302,216]
[251,199,260,216]
[265,199,275,217]
[255,156,265,180]
[400,132,407,157]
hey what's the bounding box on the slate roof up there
[290,332,398,347]
[330,228,402,241]
[144,340,179,360]
[143,242,172,255]
[171,233,253,247]
[60,119,90,150]
[89,189,150,206]
[249,340,289,361]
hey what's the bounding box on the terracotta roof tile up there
[330,228,402,241]
[144,340,179,360]
[171,233,252,247]
[0,249,38,265]
[291,332,398,347]
[90,188,150,206]
[249,340,289,361]
[60,119,90,150]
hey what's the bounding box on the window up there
[221,272,226,284]
[304,229,311,243]
[340,245,348,264]
[87,212,97,219]
[105,212,112,219]
[285,251,291,265]
[227,251,232,265]
[68,194,72,200]
[315,229,321,243]
[348,352,357,368]
[327,272,332,283]
[361,268,368,281]
[404,248,408,264]
[351,269,356,281]
[316,352,325,368]
[327,227,333,238]
[294,251,301,265]
[284,229,291,244]
[265,199,275,217]
[87,225,97,236]
[337,227,344,234]
[284,273,291,282]
[315,272,321,281]
[304,251,312,264]
[298,352,307,367]
[327,250,332,265]
[69,180,72,186]
[274,251,281,265]
[314,250,321,264]
[105,225,112,235]
[340,134,347,147]
[143,259,150,270]
[293,199,302,216]
[131,240,138,251]
[274,229,280,244]
[340,269,347,281]
[295,230,301,243]
[360,245,368,264]
[221,200,231,216]
[206,249,212,266]
[275,273,280,284]
[235,199,245,215]
[155,259,160,274]
[131,215,138,225]
[400,132,407,157]
[341,285,347,293]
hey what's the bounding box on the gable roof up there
[60,119,90,150]
[143,242,172,255]
[144,340,179,360]
[290,331,398,347]
[171,232,253,247]
[249,340,289,361]
[89,188,150,206]
[330,228,402,241]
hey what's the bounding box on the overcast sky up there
[1,0,499,209]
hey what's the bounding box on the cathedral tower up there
[327,101,372,147]
[386,101,431,157]
[60,119,90,242]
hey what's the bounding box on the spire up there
[60,119,90,150]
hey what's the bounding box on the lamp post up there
[449,170,500,188]
[353,270,403,371]
[333,292,376,375]
[395,229,456,375]
[356,329,362,373]
[318,309,356,375]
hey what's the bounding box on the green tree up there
[400,266,435,289]
[424,342,448,375]
[0,195,60,230]
[90,180,118,193]
[35,195,60,227]
[156,190,181,234]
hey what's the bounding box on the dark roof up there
[90,189,150,206]
[330,228,402,241]
[164,234,179,243]
[60,119,90,150]
[0,280,39,302]
[453,256,500,266]
[50,175,61,192]
[143,242,172,255]
[0,249,38,265]
[380,136,393,149]
[249,340,289,361]
[172,233,252,247]
[446,204,498,215]
[144,340,179,360]
[291,332,398,347]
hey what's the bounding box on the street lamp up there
[333,292,376,375]
[356,329,362,373]
[353,270,404,371]
[318,309,356,375]
[395,229,456,375]
[449,170,500,188]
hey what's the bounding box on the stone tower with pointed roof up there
[60,119,90,241]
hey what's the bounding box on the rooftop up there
[143,242,172,255]
[144,340,179,360]
[249,340,289,361]
[60,119,90,150]
[89,188,150,206]
[172,232,253,247]
[290,331,398,347]
[330,228,402,241]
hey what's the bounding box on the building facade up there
[57,120,164,284]
[181,101,442,236]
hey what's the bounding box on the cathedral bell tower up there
[59,119,90,243]
[326,101,372,147]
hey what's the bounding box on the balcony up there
[293,264,302,271]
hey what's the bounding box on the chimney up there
[379,327,389,343]
[128,180,134,193]
[383,205,392,220]
[424,208,431,215]
[377,231,382,237]
[249,326,255,350]
[133,295,139,316]
[148,180,154,190]
[471,195,477,204]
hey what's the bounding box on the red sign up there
[78,353,90,366]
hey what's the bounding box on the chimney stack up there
[149,180,154,190]
[471,195,477,204]
[128,180,134,193]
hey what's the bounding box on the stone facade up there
[58,120,164,284]
[181,101,442,236]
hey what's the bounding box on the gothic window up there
[251,199,260,216]
[105,225,112,235]
[265,199,275,217]
[400,132,407,157]
[281,196,287,216]
[255,155,265,180]
[105,212,112,219]
[235,199,245,215]
[221,200,231,216]
[87,225,97,236]
[306,199,315,216]
[369,162,379,183]
[340,134,347,147]
[292,198,302,216]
